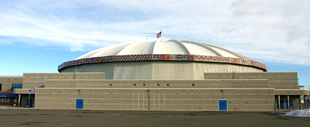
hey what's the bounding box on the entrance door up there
[286,100,294,109]
[289,100,293,109]
[219,100,227,111]
[280,100,284,109]
[76,99,83,109]
[30,99,33,107]
[26,98,33,107]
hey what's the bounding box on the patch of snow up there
[286,109,310,117]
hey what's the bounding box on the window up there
[133,84,136,86]
[109,84,112,86]
[192,84,195,86]
[7,98,10,102]
[143,84,145,86]
[0,84,2,91]
[167,84,169,86]
[11,84,22,91]
[157,84,160,86]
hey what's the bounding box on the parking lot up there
[0,109,309,127]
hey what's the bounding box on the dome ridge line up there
[116,40,147,55]
[201,43,250,60]
[180,40,223,57]
[168,39,191,54]
[152,39,159,54]
[76,47,105,60]
[91,42,132,57]
[114,45,129,56]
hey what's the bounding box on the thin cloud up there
[0,0,309,65]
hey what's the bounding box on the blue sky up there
[0,0,309,88]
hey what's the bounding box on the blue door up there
[30,99,33,107]
[219,100,227,111]
[280,100,284,109]
[286,100,294,109]
[289,100,293,109]
[26,99,33,107]
[76,99,83,109]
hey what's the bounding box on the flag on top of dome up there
[156,31,162,38]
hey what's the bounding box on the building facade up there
[0,40,308,111]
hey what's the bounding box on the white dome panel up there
[76,39,250,60]
[91,42,132,57]
[153,40,188,54]
[76,47,106,59]
[182,42,217,56]
[209,46,238,58]
[117,40,155,55]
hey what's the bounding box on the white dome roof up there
[77,39,250,60]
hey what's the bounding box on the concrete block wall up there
[0,76,23,92]
[43,79,269,89]
[275,89,309,95]
[204,72,299,89]
[22,73,105,89]
[35,88,274,111]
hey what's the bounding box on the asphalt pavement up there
[0,109,309,127]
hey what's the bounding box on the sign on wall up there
[28,89,35,94]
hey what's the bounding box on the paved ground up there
[0,109,309,127]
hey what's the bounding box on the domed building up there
[1,39,308,112]
[58,40,266,80]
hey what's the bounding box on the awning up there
[0,94,16,98]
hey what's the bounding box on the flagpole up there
[161,29,162,41]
